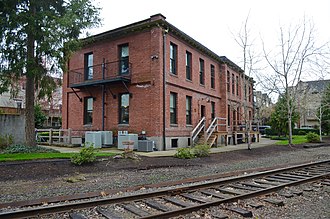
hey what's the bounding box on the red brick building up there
[62,14,254,150]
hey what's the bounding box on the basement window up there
[171,138,178,148]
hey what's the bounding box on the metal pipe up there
[102,58,105,131]
[162,28,168,151]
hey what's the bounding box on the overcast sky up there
[90,0,330,83]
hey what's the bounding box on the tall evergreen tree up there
[0,0,100,146]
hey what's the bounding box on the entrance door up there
[201,105,205,119]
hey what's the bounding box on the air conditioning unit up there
[99,131,113,146]
[85,131,102,148]
[138,140,154,152]
[118,132,138,149]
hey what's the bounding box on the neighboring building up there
[62,14,255,150]
[295,79,330,128]
[254,91,274,125]
[0,76,62,128]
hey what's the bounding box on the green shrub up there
[71,145,98,165]
[306,132,320,143]
[293,128,318,135]
[0,134,14,148]
[174,148,195,159]
[2,144,59,154]
[193,144,210,157]
[298,130,306,135]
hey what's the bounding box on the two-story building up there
[62,14,255,150]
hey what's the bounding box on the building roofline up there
[82,14,244,73]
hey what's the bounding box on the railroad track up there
[1,160,329,219]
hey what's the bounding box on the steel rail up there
[0,159,329,219]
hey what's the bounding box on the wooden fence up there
[36,128,72,145]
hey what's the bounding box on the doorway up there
[201,105,205,119]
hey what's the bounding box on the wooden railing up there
[36,128,72,145]
[191,117,205,146]
[205,117,226,143]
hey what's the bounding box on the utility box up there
[99,131,113,146]
[85,131,102,148]
[118,132,138,149]
[138,140,154,152]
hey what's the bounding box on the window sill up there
[83,124,92,127]
[186,79,192,83]
[199,84,205,87]
[118,123,129,126]
[170,73,178,77]
[186,124,193,127]
[170,124,178,127]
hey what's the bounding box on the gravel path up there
[1,144,329,206]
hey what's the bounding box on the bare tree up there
[261,17,329,146]
[233,13,262,149]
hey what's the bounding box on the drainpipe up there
[102,58,105,131]
[162,28,168,151]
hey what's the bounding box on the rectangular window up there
[232,73,235,94]
[227,105,231,126]
[84,53,93,80]
[227,71,230,92]
[210,64,215,89]
[119,44,129,74]
[186,51,192,80]
[171,138,178,148]
[199,58,205,85]
[84,97,93,125]
[119,93,129,124]
[170,92,177,124]
[186,96,192,125]
[236,76,239,96]
[170,43,177,75]
[211,101,215,120]
[249,86,252,102]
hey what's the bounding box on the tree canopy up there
[0,0,101,146]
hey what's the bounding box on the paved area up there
[40,138,277,157]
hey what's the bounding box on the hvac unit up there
[99,131,113,146]
[138,140,154,152]
[85,131,102,148]
[118,132,138,150]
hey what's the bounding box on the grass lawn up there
[275,135,308,145]
[0,152,116,162]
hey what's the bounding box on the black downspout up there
[162,29,167,151]
[102,58,105,131]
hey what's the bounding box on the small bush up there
[71,145,98,165]
[298,130,306,135]
[0,134,14,148]
[306,132,320,143]
[174,148,195,159]
[1,144,59,154]
[193,144,210,157]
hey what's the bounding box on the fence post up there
[49,129,53,145]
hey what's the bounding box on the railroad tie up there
[121,203,150,217]
[181,193,209,203]
[144,199,172,212]
[200,190,232,199]
[70,213,88,219]
[263,198,284,206]
[163,196,193,208]
[226,206,253,217]
[96,207,122,219]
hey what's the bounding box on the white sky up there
[90,0,330,86]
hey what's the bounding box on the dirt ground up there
[1,143,327,182]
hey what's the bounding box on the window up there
[236,76,239,96]
[84,53,93,80]
[211,101,215,120]
[119,44,129,74]
[232,74,235,94]
[210,64,215,89]
[199,58,205,85]
[84,97,93,125]
[227,105,231,126]
[248,86,252,102]
[170,43,177,75]
[171,138,178,148]
[170,92,177,124]
[119,93,129,124]
[227,71,230,92]
[186,51,192,80]
[186,96,192,125]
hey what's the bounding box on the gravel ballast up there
[1,144,329,217]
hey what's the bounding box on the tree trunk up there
[25,3,36,146]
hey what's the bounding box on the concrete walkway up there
[40,138,277,157]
